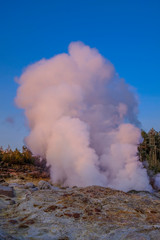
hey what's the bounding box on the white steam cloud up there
[15,42,151,192]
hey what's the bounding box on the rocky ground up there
[1,176,160,240]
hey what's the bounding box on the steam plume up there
[15,42,151,192]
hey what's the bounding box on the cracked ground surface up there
[1,180,160,240]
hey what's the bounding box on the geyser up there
[15,42,151,192]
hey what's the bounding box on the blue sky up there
[0,0,160,149]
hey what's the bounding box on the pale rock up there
[38,180,52,190]
[25,182,36,189]
[0,185,15,198]
[1,185,160,239]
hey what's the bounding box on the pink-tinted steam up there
[15,42,151,192]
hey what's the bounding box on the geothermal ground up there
[1,175,160,240]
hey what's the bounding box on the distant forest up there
[0,128,160,174]
[0,146,36,165]
[138,128,160,173]
[0,145,48,171]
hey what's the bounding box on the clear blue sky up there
[0,0,160,149]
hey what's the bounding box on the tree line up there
[0,128,160,173]
[0,145,48,170]
[138,128,160,173]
